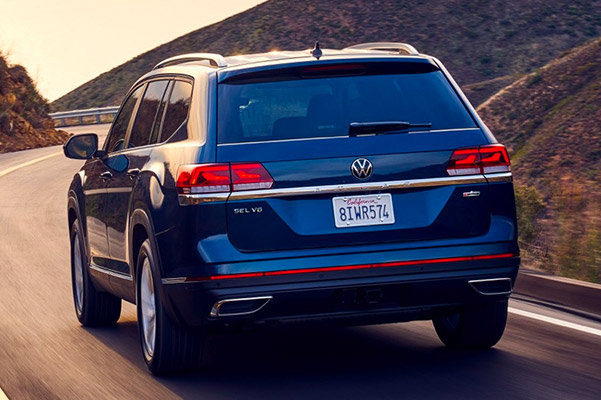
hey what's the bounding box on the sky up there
[0,0,266,101]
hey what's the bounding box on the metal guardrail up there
[515,270,601,317]
[49,106,119,127]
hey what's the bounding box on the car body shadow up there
[85,316,525,399]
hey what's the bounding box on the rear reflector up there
[447,145,511,176]
[372,256,473,268]
[177,162,273,194]
[183,253,517,281]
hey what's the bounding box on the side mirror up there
[63,134,99,160]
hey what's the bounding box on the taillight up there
[479,144,511,174]
[177,163,273,194]
[446,148,481,176]
[176,164,231,194]
[446,145,511,176]
[231,163,274,191]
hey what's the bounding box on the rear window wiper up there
[349,121,432,137]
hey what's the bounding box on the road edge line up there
[0,151,62,179]
[508,307,601,337]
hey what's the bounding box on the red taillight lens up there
[231,163,274,191]
[176,164,231,194]
[446,148,481,176]
[176,162,273,194]
[446,145,511,176]
[479,144,511,174]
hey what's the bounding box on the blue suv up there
[64,42,519,375]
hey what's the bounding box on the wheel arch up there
[130,208,156,281]
[129,207,182,323]
[68,190,88,256]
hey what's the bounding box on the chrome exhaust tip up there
[210,296,273,317]
[468,278,513,296]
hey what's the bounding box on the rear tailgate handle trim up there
[229,174,490,201]
[177,173,512,204]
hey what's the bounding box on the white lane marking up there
[0,151,62,179]
[0,385,8,400]
[509,307,601,337]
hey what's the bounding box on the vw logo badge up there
[351,158,373,180]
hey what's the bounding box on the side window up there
[160,80,192,142]
[128,80,169,148]
[106,86,143,153]
[149,81,172,144]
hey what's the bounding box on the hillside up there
[478,38,601,283]
[52,0,601,111]
[0,55,69,153]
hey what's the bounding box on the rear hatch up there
[216,59,492,252]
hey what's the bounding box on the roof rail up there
[153,53,227,70]
[344,42,419,55]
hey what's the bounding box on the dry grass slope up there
[478,38,601,283]
[52,0,601,111]
[0,55,69,153]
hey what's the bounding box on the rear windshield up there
[217,70,476,144]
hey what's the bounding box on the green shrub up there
[515,185,545,243]
[526,70,543,87]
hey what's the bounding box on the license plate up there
[332,194,395,228]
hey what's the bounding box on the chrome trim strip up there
[83,189,105,196]
[485,172,513,183]
[217,128,481,146]
[210,296,273,317]
[229,175,487,201]
[178,174,491,204]
[178,192,230,205]
[161,277,187,284]
[219,135,346,146]
[105,187,132,194]
[89,263,133,281]
[468,278,513,296]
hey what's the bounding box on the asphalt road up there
[0,124,600,399]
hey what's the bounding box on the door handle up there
[100,171,113,181]
[127,168,140,180]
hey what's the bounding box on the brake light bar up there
[302,64,365,73]
[447,145,511,176]
[177,162,274,194]
[183,253,517,282]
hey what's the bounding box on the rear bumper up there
[161,254,519,328]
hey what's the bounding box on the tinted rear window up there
[160,80,192,141]
[217,71,476,144]
[128,80,169,148]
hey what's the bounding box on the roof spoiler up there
[344,42,419,55]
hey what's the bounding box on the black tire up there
[136,239,204,375]
[70,221,121,326]
[433,299,508,349]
